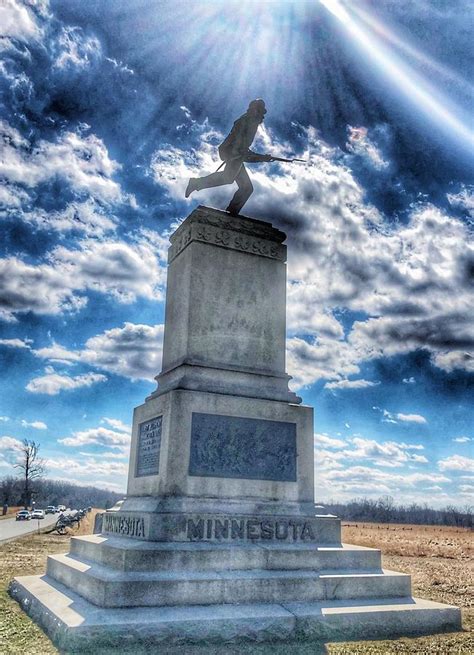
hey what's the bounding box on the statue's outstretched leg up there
[226,164,253,215]
[185,159,242,197]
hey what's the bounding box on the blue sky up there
[0,0,472,506]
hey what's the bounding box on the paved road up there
[0,513,60,543]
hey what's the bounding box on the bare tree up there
[14,439,45,508]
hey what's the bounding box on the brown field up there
[0,518,472,654]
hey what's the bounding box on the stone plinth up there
[10,207,462,651]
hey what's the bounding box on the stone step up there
[70,534,382,572]
[46,552,410,608]
[9,574,462,653]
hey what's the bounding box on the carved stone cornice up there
[168,206,287,263]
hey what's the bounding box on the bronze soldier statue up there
[185,98,272,215]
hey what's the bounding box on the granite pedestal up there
[10,206,461,652]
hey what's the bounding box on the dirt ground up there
[0,518,472,654]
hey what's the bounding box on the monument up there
[10,206,461,652]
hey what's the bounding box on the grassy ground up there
[0,518,472,654]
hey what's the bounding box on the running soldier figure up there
[185,98,272,215]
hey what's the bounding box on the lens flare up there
[319,0,474,156]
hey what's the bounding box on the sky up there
[0,0,473,507]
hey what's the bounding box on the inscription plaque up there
[189,413,297,481]
[136,416,162,477]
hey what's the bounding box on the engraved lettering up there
[187,519,204,540]
[275,521,289,540]
[289,521,300,541]
[301,522,315,541]
[214,519,229,539]
[247,519,260,539]
[231,519,245,539]
[136,416,162,477]
[206,519,213,539]
[261,520,274,540]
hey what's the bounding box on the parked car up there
[31,509,45,519]
[45,506,57,514]
[57,505,66,512]
[16,510,31,521]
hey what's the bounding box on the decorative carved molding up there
[169,222,286,263]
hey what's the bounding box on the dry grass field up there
[0,518,472,654]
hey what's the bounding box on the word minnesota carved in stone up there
[103,514,145,538]
[189,413,297,481]
[186,517,318,541]
[136,416,162,477]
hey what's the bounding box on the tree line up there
[1,475,123,510]
[1,438,123,510]
[324,496,472,528]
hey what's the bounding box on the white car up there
[31,509,45,519]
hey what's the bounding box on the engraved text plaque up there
[136,416,162,477]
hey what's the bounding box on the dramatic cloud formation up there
[0,0,471,499]
[34,323,164,381]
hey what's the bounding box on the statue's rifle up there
[269,156,307,163]
[214,155,306,172]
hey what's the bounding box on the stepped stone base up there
[10,574,461,654]
[9,532,462,652]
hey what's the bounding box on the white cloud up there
[35,322,164,381]
[431,351,474,373]
[101,418,131,433]
[21,420,47,430]
[324,378,380,390]
[26,368,106,395]
[402,377,416,384]
[372,406,427,425]
[59,426,130,449]
[0,416,10,422]
[453,436,471,444]
[0,338,32,349]
[0,121,122,204]
[438,455,474,473]
[0,237,165,319]
[54,26,102,70]
[0,0,43,41]
[396,413,427,424]
[314,433,347,449]
[340,437,428,468]
[46,456,127,479]
[0,435,22,451]
[19,199,117,236]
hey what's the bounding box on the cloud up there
[324,378,380,390]
[372,406,427,425]
[0,0,44,41]
[341,437,428,468]
[0,237,165,319]
[0,338,32,349]
[396,413,427,424]
[0,435,22,451]
[101,418,131,433]
[0,121,123,204]
[45,455,127,479]
[402,377,416,384]
[438,455,474,473]
[314,433,347,449]
[59,425,130,449]
[35,322,164,381]
[21,420,47,430]
[453,436,471,444]
[26,368,106,395]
